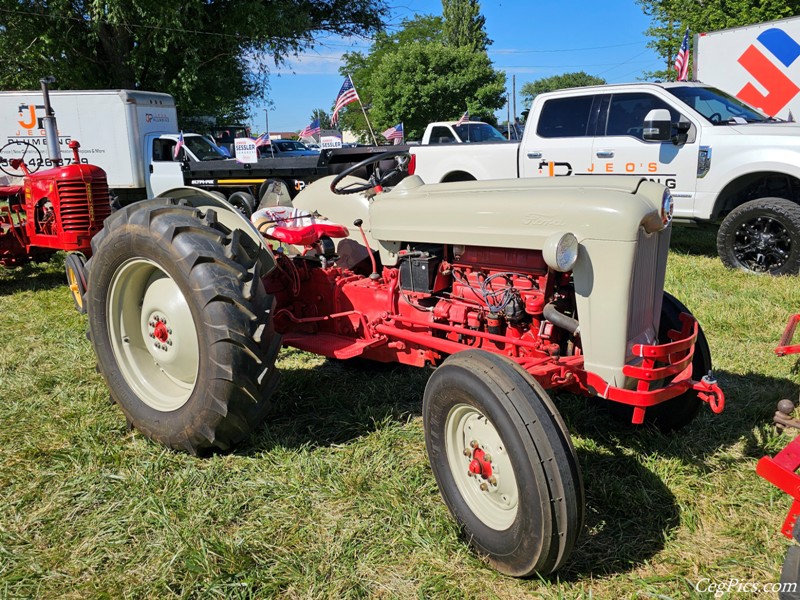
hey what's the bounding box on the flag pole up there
[349,75,378,146]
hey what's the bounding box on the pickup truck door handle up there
[526,151,542,159]
[596,150,615,158]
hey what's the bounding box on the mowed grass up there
[2,226,800,599]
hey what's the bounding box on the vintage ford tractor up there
[0,79,110,311]
[84,152,725,576]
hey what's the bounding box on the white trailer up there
[694,16,800,120]
[0,89,189,202]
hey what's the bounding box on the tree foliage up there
[310,109,332,130]
[520,72,606,110]
[339,9,504,141]
[0,0,388,124]
[442,0,490,51]
[636,0,800,80]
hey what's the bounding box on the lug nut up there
[167,328,172,335]
[167,340,173,346]
[480,483,489,492]
[467,471,475,478]
[463,448,471,457]
[484,454,492,463]
[149,333,155,338]
[488,476,497,486]
[470,440,479,449]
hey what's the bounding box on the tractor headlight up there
[543,232,579,272]
[661,188,674,226]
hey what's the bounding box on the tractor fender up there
[156,186,275,274]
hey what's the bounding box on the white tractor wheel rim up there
[107,258,199,411]
[444,403,519,530]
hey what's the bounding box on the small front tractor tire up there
[85,198,281,454]
[717,198,800,275]
[423,350,584,576]
[65,252,88,314]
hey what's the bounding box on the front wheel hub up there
[446,404,518,530]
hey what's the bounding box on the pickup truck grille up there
[627,226,671,346]
[58,178,112,233]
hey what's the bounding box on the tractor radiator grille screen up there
[627,226,671,344]
[58,179,112,232]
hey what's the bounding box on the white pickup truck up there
[420,120,508,144]
[409,81,800,275]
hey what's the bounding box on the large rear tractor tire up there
[717,198,800,275]
[85,198,281,454]
[781,545,800,599]
[423,350,584,576]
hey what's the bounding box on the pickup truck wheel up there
[781,546,800,599]
[65,252,88,314]
[85,199,280,455]
[717,198,800,275]
[605,292,711,432]
[423,350,584,576]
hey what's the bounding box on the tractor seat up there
[251,206,349,246]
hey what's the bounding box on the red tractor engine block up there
[265,243,579,371]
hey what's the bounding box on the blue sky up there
[250,0,667,133]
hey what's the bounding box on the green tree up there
[0,0,388,124]
[339,9,504,141]
[310,109,332,130]
[520,72,606,110]
[636,0,800,80]
[338,15,444,139]
[369,43,505,140]
[442,0,490,51]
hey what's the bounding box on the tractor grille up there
[626,225,670,344]
[58,178,112,233]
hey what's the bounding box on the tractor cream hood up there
[370,175,667,255]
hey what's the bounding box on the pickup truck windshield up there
[453,123,508,142]
[186,136,229,161]
[667,86,772,124]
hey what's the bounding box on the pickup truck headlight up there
[543,232,579,272]
[661,188,674,226]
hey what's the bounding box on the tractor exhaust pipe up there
[39,76,62,165]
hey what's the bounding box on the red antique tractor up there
[0,80,110,311]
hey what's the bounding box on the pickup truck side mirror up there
[672,118,690,146]
[642,109,672,142]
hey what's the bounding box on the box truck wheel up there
[717,198,800,275]
[423,350,584,576]
[226,191,255,218]
[85,199,281,455]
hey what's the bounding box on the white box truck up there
[0,89,394,211]
[694,16,800,121]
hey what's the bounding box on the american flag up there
[332,76,359,125]
[456,111,469,126]
[253,132,271,147]
[299,118,321,138]
[381,123,404,141]
[173,131,184,159]
[674,28,690,82]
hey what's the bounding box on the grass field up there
[2,226,800,599]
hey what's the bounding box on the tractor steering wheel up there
[330,149,410,195]
[0,140,43,178]
[709,112,723,124]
